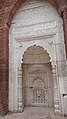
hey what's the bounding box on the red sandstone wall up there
[0,0,67,115]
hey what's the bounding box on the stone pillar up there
[0,25,9,115]
[18,66,24,112]
[52,64,59,114]
[63,8,67,58]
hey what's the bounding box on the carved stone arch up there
[18,44,58,112]
[18,44,53,66]
[22,45,51,63]
[18,44,56,77]
[32,77,44,87]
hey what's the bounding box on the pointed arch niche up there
[22,45,53,108]
[17,45,59,112]
[9,0,67,115]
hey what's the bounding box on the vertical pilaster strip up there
[52,63,59,114]
[63,8,67,58]
[18,66,23,112]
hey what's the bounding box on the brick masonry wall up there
[0,0,67,115]
[0,26,9,115]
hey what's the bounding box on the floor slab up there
[0,107,67,119]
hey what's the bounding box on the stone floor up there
[0,107,67,119]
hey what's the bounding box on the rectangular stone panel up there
[57,61,67,77]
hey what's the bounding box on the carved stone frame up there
[14,39,60,114]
